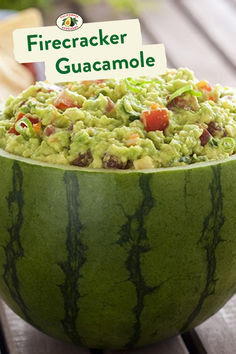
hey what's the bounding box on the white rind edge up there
[1,148,236,174]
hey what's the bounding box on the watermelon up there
[0,148,236,349]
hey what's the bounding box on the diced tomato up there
[8,113,40,135]
[8,113,25,135]
[27,115,39,124]
[141,109,169,132]
[106,97,115,112]
[197,80,217,102]
[167,95,200,112]
[33,122,42,134]
[197,80,212,92]
[54,90,80,111]
[207,122,221,137]
[82,79,104,85]
[8,125,19,135]
[81,80,94,85]
[200,128,211,146]
[151,103,163,110]
[208,95,217,102]
[44,125,56,137]
[17,112,25,120]
[19,100,27,108]
[37,88,54,93]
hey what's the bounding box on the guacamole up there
[0,68,236,169]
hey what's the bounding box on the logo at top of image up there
[56,13,83,31]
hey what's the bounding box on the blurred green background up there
[0,0,149,14]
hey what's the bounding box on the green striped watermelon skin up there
[0,150,236,349]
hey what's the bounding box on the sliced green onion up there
[15,117,34,139]
[125,78,142,93]
[189,90,202,97]
[139,79,161,86]
[126,78,140,85]
[219,137,235,153]
[125,77,162,93]
[168,85,202,102]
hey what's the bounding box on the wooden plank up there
[77,2,176,67]
[105,336,189,354]
[226,0,236,16]
[220,293,236,330]
[77,3,175,66]
[78,2,153,45]
[182,330,207,354]
[73,0,236,85]
[0,300,89,354]
[179,0,236,72]
[140,0,236,86]
[226,0,236,7]
[194,294,236,354]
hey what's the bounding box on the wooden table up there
[0,1,236,353]
[0,294,236,354]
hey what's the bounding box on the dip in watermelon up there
[0,68,236,349]
[0,68,236,169]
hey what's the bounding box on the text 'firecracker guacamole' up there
[0,68,236,169]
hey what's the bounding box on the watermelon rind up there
[0,149,236,349]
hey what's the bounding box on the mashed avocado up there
[0,68,236,169]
